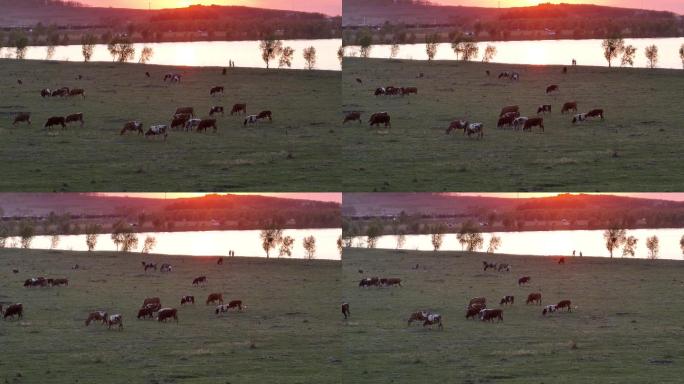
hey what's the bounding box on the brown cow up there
[558,257,566,264]
[157,308,178,322]
[343,112,361,124]
[171,114,191,130]
[518,276,531,286]
[469,297,487,307]
[196,119,217,133]
[466,302,486,319]
[230,103,247,115]
[586,109,604,120]
[381,278,401,287]
[3,303,23,320]
[342,302,350,319]
[121,121,143,135]
[13,113,31,125]
[143,297,161,307]
[546,84,559,94]
[44,116,66,129]
[526,292,542,305]
[206,293,223,305]
[479,308,503,322]
[175,107,194,117]
[49,278,69,287]
[446,120,468,134]
[144,303,161,312]
[256,110,273,121]
[137,306,155,319]
[210,86,224,96]
[216,300,243,314]
[561,101,578,114]
[65,113,84,127]
[369,112,391,128]
[181,295,195,305]
[69,88,86,98]
[556,300,572,312]
[499,105,519,117]
[192,276,207,286]
[359,277,380,287]
[401,87,418,96]
[407,311,428,326]
[85,311,108,326]
[497,113,517,129]
[523,117,544,132]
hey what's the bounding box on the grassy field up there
[0,249,340,383]
[0,59,340,191]
[343,248,684,383]
[342,58,684,191]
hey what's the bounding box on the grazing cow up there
[209,106,224,117]
[3,303,23,320]
[24,277,47,287]
[142,262,157,272]
[497,114,517,129]
[374,87,386,96]
[401,87,418,96]
[184,118,201,131]
[192,276,207,286]
[145,72,151,78]
[469,297,487,307]
[585,109,604,120]
[408,311,428,326]
[369,112,391,129]
[446,120,468,135]
[466,306,482,320]
[385,86,400,96]
[230,103,247,115]
[359,277,380,287]
[160,263,172,272]
[486,70,490,76]
[558,257,566,264]
[518,276,531,286]
[343,112,361,124]
[85,311,108,326]
[523,117,544,132]
[464,123,484,139]
[210,86,224,96]
[164,73,181,82]
[423,313,443,329]
[227,300,244,311]
[537,105,552,114]
[556,300,572,312]
[572,113,587,124]
[511,72,520,81]
[381,278,402,287]
[143,298,161,307]
[479,308,503,322]
[181,295,195,305]
[563,66,568,74]
[157,308,178,322]
[513,117,528,131]
[145,125,168,140]
[355,78,363,84]
[498,71,511,79]
[546,84,559,94]
[13,113,31,125]
[483,261,497,271]
[175,107,194,117]
[500,295,514,305]
[217,257,224,265]
[526,292,542,305]
[542,304,557,316]
[107,314,123,330]
[49,278,69,287]
[44,116,66,129]
[121,121,143,135]
[561,101,578,114]
[257,110,273,121]
[137,306,155,319]
[206,293,224,305]
[41,88,51,98]
[171,114,191,130]
[69,88,86,98]
[51,88,69,97]
[342,303,350,319]
[65,113,84,127]
[196,119,217,133]
[144,303,162,312]
[244,115,258,126]
[499,105,519,117]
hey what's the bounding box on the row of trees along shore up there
[0,221,342,260]
[348,30,684,69]
[342,219,684,260]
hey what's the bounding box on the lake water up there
[5,39,341,71]
[6,228,341,260]
[352,228,684,260]
[346,37,684,69]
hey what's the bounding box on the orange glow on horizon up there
[100,193,342,203]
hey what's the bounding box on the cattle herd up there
[345,67,606,140]
[8,70,276,140]
[1,257,246,331]
[345,258,575,330]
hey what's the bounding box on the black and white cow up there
[184,118,202,131]
[145,125,168,140]
[244,115,259,126]
[513,117,528,131]
[464,123,484,139]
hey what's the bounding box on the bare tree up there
[487,235,502,253]
[138,46,154,64]
[81,34,97,62]
[461,42,479,61]
[680,234,684,256]
[0,223,8,248]
[390,43,400,59]
[622,235,638,257]
[279,46,294,68]
[337,45,344,65]
[396,231,406,249]
[111,221,137,252]
[50,233,60,250]
[260,226,283,258]
[141,236,156,254]
[366,221,383,249]
[357,31,372,58]
[336,235,343,256]
[19,221,35,249]
[601,37,624,68]
[259,37,283,69]
[620,44,636,66]
[603,227,626,258]
[430,224,447,251]
[425,34,439,61]
[646,235,659,259]
[279,235,295,257]
[14,34,29,60]
[107,36,135,63]
[482,44,497,63]
[85,224,100,251]
[456,221,484,252]
[302,235,316,259]
[645,44,658,68]
[303,46,317,70]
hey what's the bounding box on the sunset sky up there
[432,0,683,14]
[81,0,341,15]
[103,193,342,203]
[455,193,684,201]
